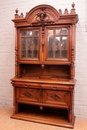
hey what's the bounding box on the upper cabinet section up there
[12,3,78,64]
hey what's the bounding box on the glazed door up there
[44,26,70,64]
[18,27,42,64]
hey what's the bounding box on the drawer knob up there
[40,106,43,110]
[24,84,29,87]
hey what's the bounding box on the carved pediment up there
[13,3,78,27]
[25,4,60,25]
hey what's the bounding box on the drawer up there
[43,89,71,107]
[16,88,42,103]
[13,82,41,88]
[41,84,73,91]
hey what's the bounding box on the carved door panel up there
[17,88,42,103]
[43,89,71,107]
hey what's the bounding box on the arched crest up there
[13,3,78,27]
[25,4,60,25]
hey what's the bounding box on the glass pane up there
[61,36,68,58]
[55,36,60,58]
[61,28,68,35]
[55,29,61,35]
[21,31,27,36]
[21,37,26,58]
[27,38,32,58]
[48,30,53,35]
[48,35,54,58]
[33,30,39,36]
[27,31,32,36]
[33,38,38,58]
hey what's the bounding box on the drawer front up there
[41,84,72,90]
[43,89,71,107]
[13,82,41,88]
[16,88,42,103]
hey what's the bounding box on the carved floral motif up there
[32,11,54,26]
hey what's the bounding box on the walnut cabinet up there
[11,3,78,128]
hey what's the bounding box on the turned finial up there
[15,8,19,18]
[59,9,62,15]
[72,2,75,9]
[20,13,24,18]
[15,8,18,14]
[64,8,68,14]
[71,2,76,14]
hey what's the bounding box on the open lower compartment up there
[19,64,70,81]
[11,103,75,128]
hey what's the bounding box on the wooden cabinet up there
[11,3,78,128]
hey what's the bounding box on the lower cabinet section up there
[11,81,75,128]
[16,87,71,108]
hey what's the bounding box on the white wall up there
[0,0,87,118]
